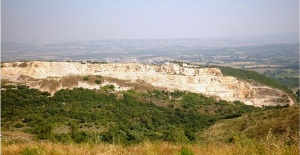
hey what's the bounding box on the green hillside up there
[1,84,274,145]
[216,66,298,102]
[200,106,299,143]
[1,64,299,151]
[216,66,290,92]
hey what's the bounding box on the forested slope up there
[2,85,266,145]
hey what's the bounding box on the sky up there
[2,0,299,43]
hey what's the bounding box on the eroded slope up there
[1,61,293,107]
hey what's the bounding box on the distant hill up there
[219,32,299,44]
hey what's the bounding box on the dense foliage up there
[2,85,274,145]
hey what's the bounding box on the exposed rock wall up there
[1,61,294,107]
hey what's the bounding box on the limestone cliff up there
[1,61,293,107]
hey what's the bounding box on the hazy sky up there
[2,0,299,43]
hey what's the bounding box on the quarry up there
[1,61,294,107]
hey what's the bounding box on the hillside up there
[200,106,299,143]
[1,85,264,144]
[1,61,294,107]
[1,84,299,154]
[1,61,299,154]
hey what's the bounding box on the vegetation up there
[217,66,289,92]
[100,84,115,92]
[2,85,272,145]
[18,62,28,67]
[216,66,299,103]
[2,136,298,155]
[200,106,299,143]
[83,76,89,81]
[95,79,102,85]
[1,64,298,154]
[262,68,299,88]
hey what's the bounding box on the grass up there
[2,120,298,155]
[2,137,298,155]
[102,76,157,93]
[61,75,103,87]
[40,79,61,92]
[61,76,81,87]
[200,106,299,143]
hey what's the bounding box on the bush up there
[100,85,115,92]
[19,62,28,67]
[14,123,24,128]
[83,77,89,81]
[95,80,102,85]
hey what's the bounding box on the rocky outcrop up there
[1,61,294,107]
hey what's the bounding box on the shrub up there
[95,80,102,85]
[14,123,24,128]
[19,62,28,67]
[109,85,115,89]
[83,77,89,81]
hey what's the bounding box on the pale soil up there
[1,61,294,107]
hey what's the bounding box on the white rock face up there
[1,61,294,107]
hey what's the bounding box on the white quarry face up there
[1,61,294,107]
